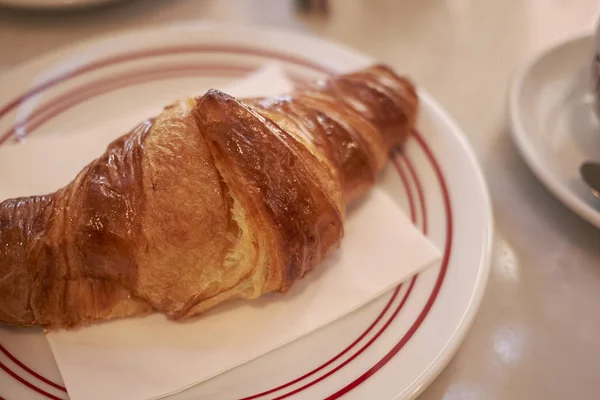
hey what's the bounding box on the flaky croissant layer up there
[0,64,418,328]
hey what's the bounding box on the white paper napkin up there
[0,65,440,400]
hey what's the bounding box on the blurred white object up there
[0,0,125,10]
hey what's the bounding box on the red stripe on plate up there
[324,131,453,399]
[241,286,403,400]
[0,360,64,400]
[0,64,255,144]
[0,44,332,120]
[273,277,417,400]
[0,344,66,392]
[393,155,417,225]
[403,154,428,235]
[1,65,308,145]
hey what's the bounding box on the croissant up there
[0,65,418,329]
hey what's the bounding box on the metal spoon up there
[580,162,600,199]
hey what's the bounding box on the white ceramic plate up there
[510,33,600,228]
[0,24,492,400]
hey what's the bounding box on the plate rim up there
[0,23,493,400]
[401,90,493,399]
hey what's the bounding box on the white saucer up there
[510,33,600,228]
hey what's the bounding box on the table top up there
[1,0,600,398]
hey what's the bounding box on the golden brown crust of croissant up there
[0,64,418,328]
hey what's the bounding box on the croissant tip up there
[203,88,234,101]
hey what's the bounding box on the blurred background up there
[2,0,600,164]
